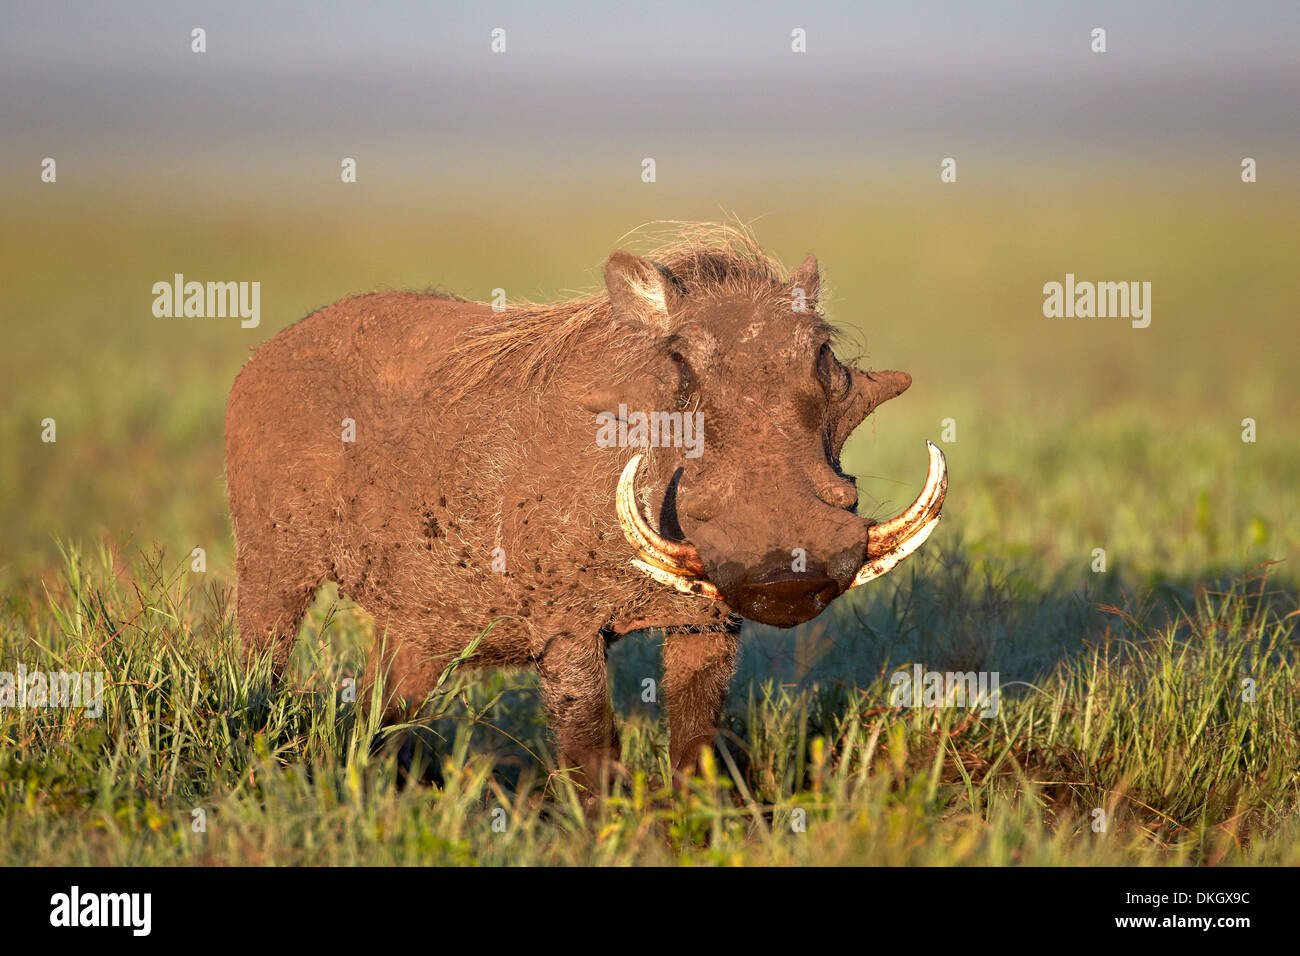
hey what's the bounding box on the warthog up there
[225,224,946,797]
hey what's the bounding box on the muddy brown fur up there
[225,223,913,802]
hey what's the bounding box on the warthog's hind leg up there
[234,543,326,677]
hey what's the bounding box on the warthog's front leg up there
[531,628,623,808]
[663,620,740,781]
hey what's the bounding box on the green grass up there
[1,542,1295,865]
[1,180,1297,864]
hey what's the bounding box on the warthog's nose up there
[732,568,839,628]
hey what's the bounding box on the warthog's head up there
[593,238,946,628]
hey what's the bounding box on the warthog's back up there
[226,290,490,502]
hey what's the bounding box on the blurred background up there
[2,1,1297,654]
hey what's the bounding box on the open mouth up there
[616,441,948,608]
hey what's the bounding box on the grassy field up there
[1,179,1297,864]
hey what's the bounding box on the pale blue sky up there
[3,1,1297,179]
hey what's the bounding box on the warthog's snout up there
[617,442,947,627]
[732,566,840,627]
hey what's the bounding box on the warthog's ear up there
[788,254,821,310]
[604,250,682,332]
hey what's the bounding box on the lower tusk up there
[631,559,721,600]
[868,441,947,552]
[849,513,941,588]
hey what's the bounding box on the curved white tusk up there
[850,513,941,588]
[867,440,947,552]
[616,454,707,576]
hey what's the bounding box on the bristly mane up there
[438,222,836,400]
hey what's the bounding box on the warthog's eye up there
[816,343,850,402]
[670,351,695,409]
